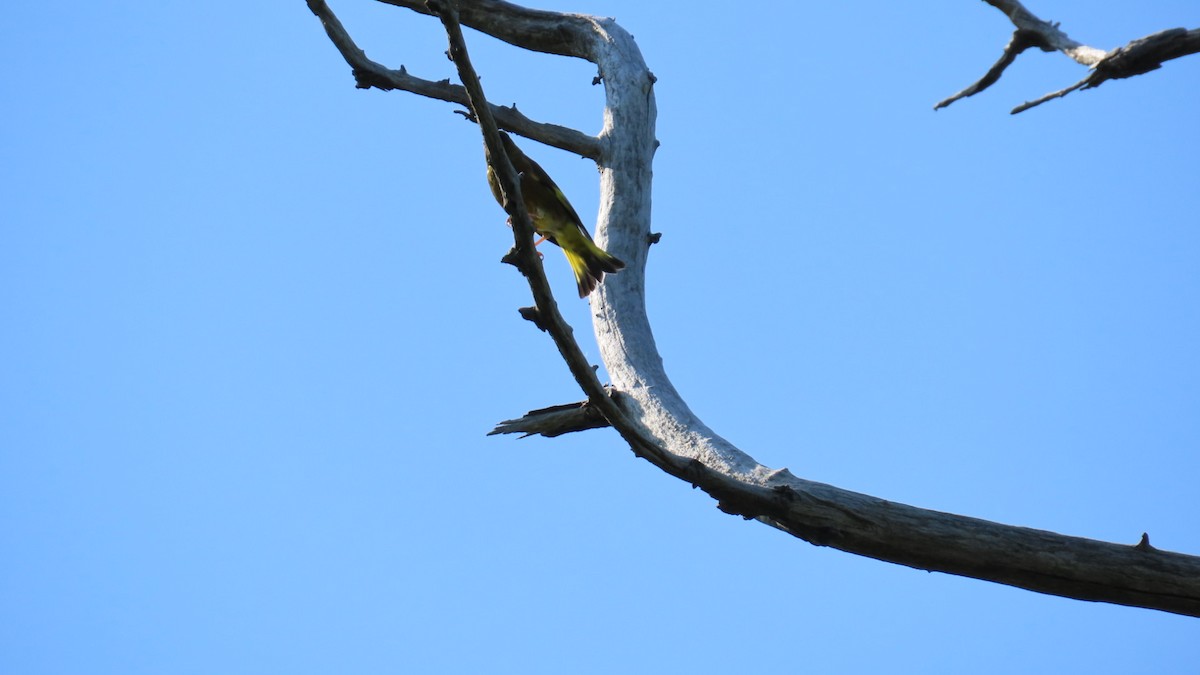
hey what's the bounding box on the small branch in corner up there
[936,1,1199,113]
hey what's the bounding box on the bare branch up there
[306,0,599,158]
[934,29,1045,110]
[1010,27,1200,114]
[725,474,1200,617]
[416,0,682,481]
[377,0,598,59]
[488,396,613,438]
[940,1,1198,112]
[310,0,1200,617]
[981,0,1106,65]
[1010,75,1090,114]
[1089,27,1200,81]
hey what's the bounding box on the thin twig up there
[935,29,1046,110]
[1010,75,1089,113]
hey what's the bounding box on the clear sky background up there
[3,1,1199,673]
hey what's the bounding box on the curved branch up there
[310,0,1200,617]
[417,0,701,491]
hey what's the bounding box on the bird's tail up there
[564,239,626,298]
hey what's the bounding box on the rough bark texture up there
[309,0,1200,617]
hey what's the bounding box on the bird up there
[487,131,625,298]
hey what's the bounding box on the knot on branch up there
[353,67,395,90]
[518,306,549,331]
[1135,532,1159,553]
[501,245,543,275]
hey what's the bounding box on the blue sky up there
[3,1,1199,673]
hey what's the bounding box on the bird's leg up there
[504,217,545,259]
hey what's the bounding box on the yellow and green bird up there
[487,131,625,298]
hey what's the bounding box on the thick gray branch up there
[376,0,598,58]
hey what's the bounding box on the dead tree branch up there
[937,0,1200,113]
[488,395,613,438]
[308,0,1200,617]
[307,0,599,158]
